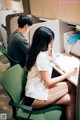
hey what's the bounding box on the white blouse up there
[25,51,52,100]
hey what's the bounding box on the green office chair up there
[0,46,18,67]
[0,64,65,120]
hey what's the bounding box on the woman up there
[25,26,77,120]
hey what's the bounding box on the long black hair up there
[26,26,54,71]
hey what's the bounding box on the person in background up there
[25,26,77,120]
[7,15,33,67]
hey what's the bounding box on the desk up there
[51,53,79,87]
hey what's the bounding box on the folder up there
[71,40,80,57]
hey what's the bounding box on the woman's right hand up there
[68,67,78,77]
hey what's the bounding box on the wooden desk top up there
[52,63,78,86]
[51,53,79,86]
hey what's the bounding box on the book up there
[64,31,74,54]
[53,54,79,73]
[70,40,80,57]
[67,33,80,44]
[64,31,80,54]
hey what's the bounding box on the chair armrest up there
[0,46,17,65]
[9,100,32,111]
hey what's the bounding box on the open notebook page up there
[53,54,79,72]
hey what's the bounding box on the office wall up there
[29,20,69,54]
[0,0,23,12]
[0,0,5,10]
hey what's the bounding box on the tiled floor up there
[0,52,14,120]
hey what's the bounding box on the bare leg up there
[32,81,76,120]
[56,93,75,120]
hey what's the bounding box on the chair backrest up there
[0,46,18,66]
[0,64,27,103]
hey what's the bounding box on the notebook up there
[53,54,79,73]
[70,40,80,57]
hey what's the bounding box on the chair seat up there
[17,104,63,120]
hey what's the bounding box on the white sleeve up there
[36,52,49,71]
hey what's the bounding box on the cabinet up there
[29,0,42,18]
[58,1,80,25]
[30,0,80,25]
[30,0,58,19]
